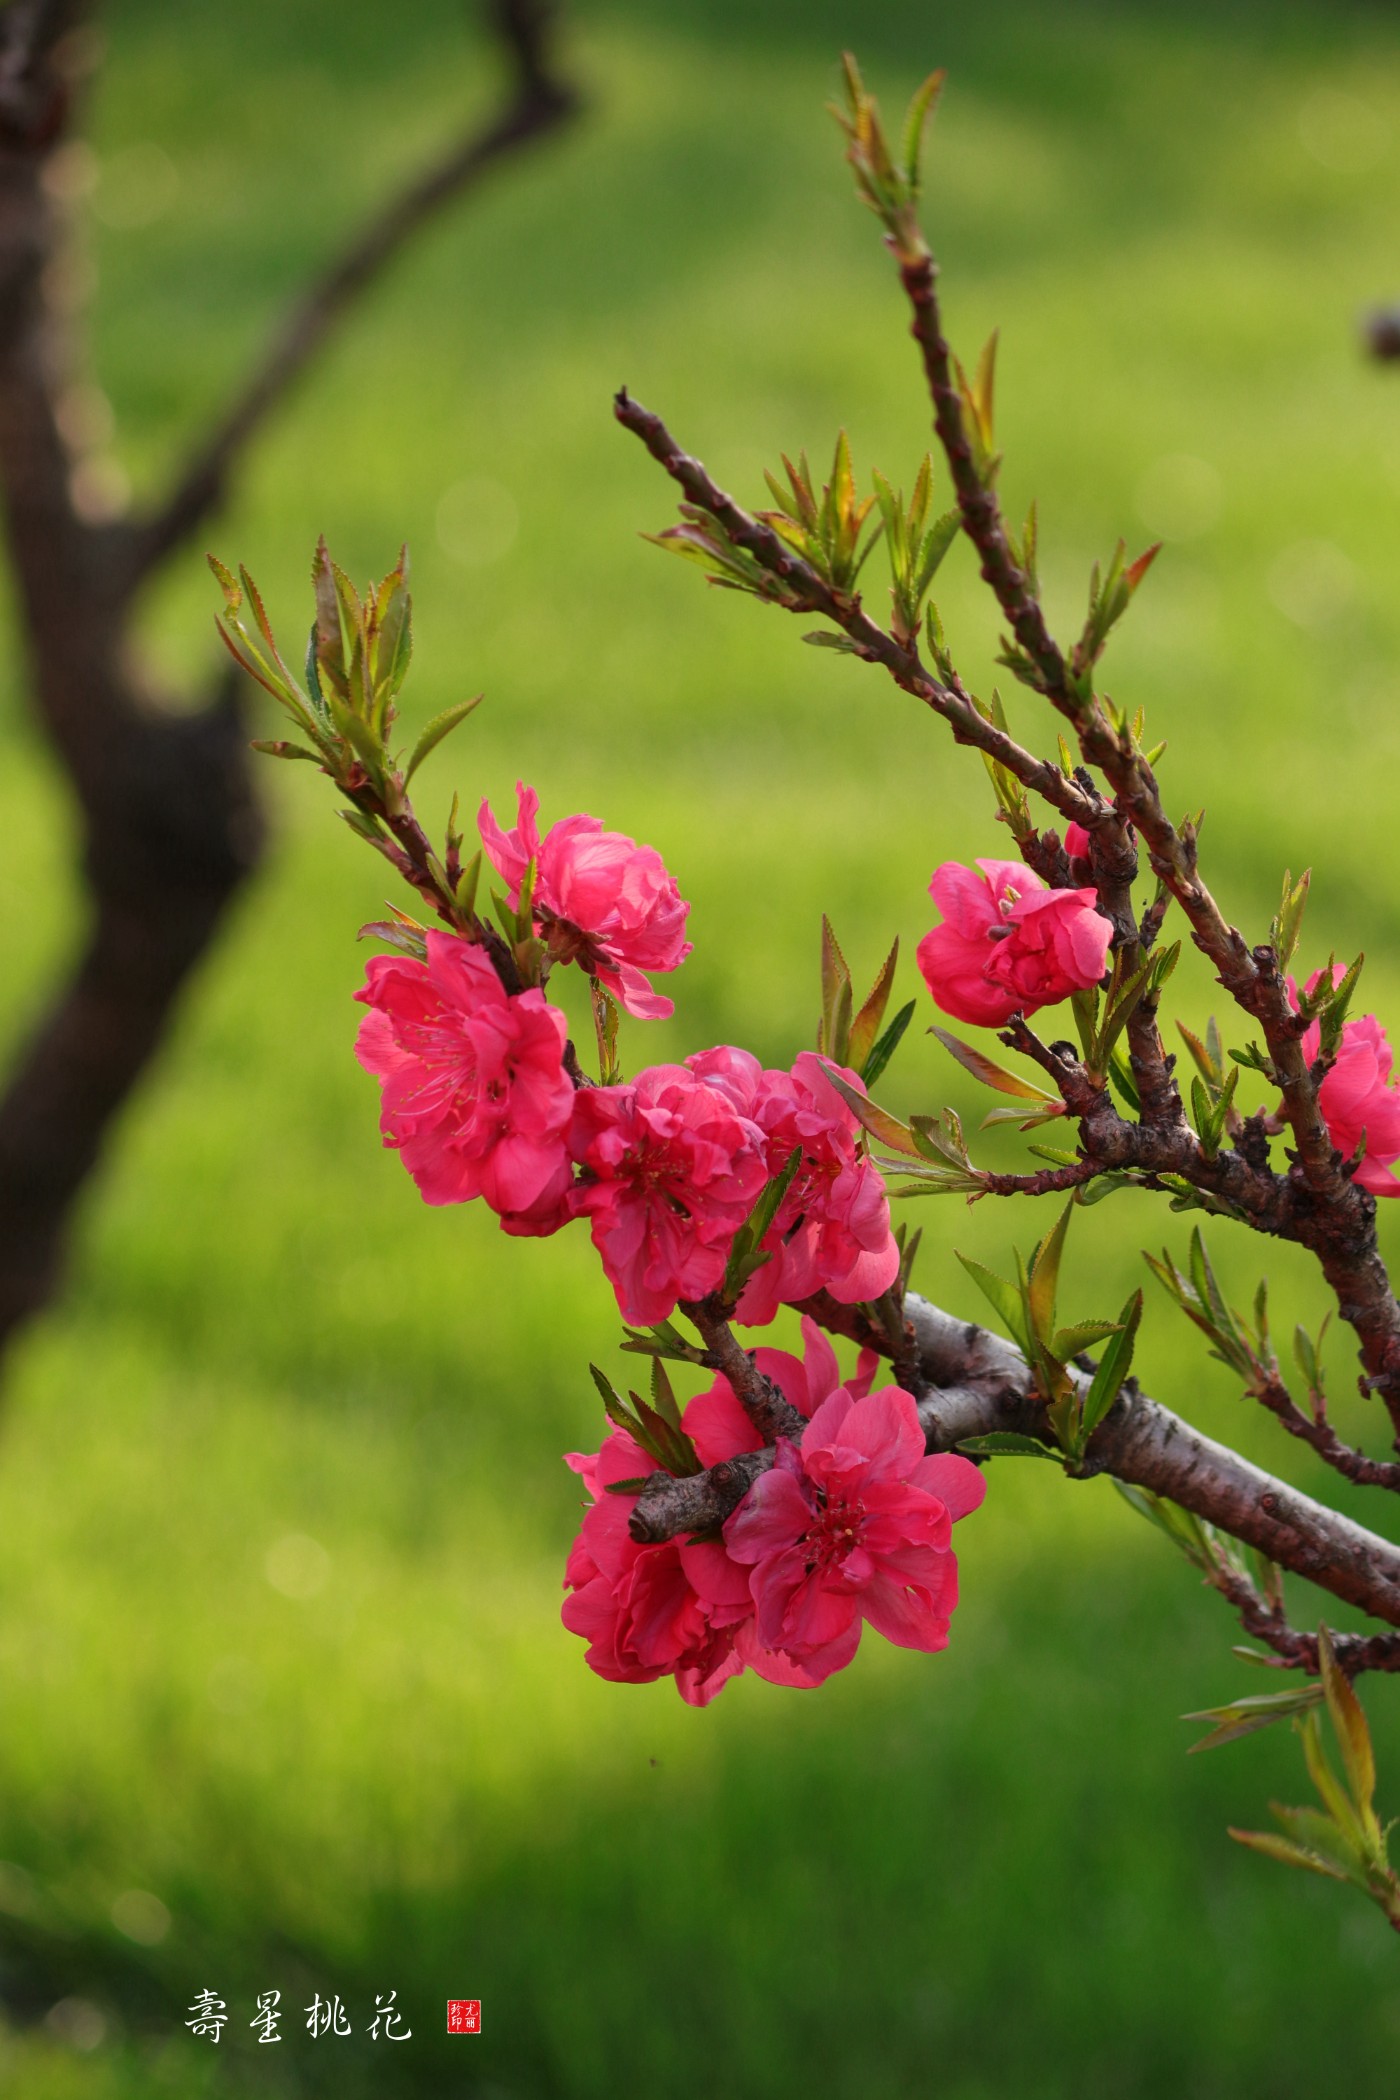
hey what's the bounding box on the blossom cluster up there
[562,1322,984,1704]
[352,785,1400,1705]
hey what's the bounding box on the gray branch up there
[629,1292,1400,1637]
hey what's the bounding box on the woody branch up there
[628,1290,1400,1652]
[0,0,577,1359]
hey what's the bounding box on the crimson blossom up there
[562,1320,982,1703]
[724,1382,985,1685]
[478,780,692,1018]
[685,1045,900,1325]
[567,1064,768,1324]
[916,857,1111,1028]
[1298,966,1400,1198]
[355,930,574,1231]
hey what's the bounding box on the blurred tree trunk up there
[0,0,577,1355]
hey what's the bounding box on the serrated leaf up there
[860,1000,916,1088]
[1184,1681,1324,1752]
[1026,1200,1074,1345]
[931,1026,1060,1103]
[820,1064,921,1156]
[356,919,428,961]
[899,66,945,196]
[404,693,482,782]
[820,917,853,1062]
[1227,1827,1350,1883]
[954,1432,1062,1462]
[848,940,899,1072]
[802,629,862,652]
[1318,1626,1377,1823]
[1299,1709,1364,1848]
[980,1102,1068,1132]
[1270,1804,1370,1884]
[648,1358,683,1435]
[955,1253,1029,1352]
[1050,1318,1121,1363]
[1080,1288,1143,1440]
[250,738,323,763]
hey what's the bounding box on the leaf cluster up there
[589,1360,703,1482]
[956,1204,1142,1464]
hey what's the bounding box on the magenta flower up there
[568,1064,767,1324]
[562,1320,882,1702]
[916,857,1111,1028]
[1298,967,1400,1198]
[355,930,575,1231]
[562,1426,744,1705]
[686,1047,900,1326]
[478,781,692,1019]
[724,1384,985,1685]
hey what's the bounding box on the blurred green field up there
[4,0,1400,2091]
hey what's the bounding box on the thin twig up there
[628,1290,1400,1645]
[613,388,1101,831]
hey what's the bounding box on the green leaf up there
[403,693,482,783]
[848,939,899,1072]
[249,738,323,763]
[1269,1804,1370,1884]
[722,1144,805,1301]
[820,1064,921,1156]
[356,919,428,961]
[819,915,853,1062]
[1299,1709,1365,1848]
[931,1026,1060,1103]
[1184,1681,1323,1752]
[954,1432,1062,1462]
[1080,1288,1143,1440]
[955,1253,1029,1353]
[1228,1826,1350,1884]
[1271,868,1311,974]
[648,1358,683,1435]
[374,552,413,712]
[1049,1318,1121,1363]
[1318,1627,1377,1824]
[899,66,945,197]
[1025,1200,1074,1346]
[311,536,349,696]
[860,1001,916,1088]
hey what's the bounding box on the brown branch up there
[0,1,579,1357]
[682,1296,806,1443]
[1251,1375,1400,1493]
[613,389,1101,833]
[1205,1561,1400,1676]
[130,0,579,583]
[889,237,1400,1429]
[629,1291,1400,1645]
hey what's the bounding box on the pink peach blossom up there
[355,931,574,1230]
[1064,822,1091,860]
[724,1384,985,1685]
[1297,967,1400,1198]
[916,857,1111,1028]
[478,781,691,1018]
[685,1047,900,1326]
[562,1320,883,1701]
[562,1426,744,1704]
[568,1065,767,1324]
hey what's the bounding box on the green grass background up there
[4,0,1400,2091]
